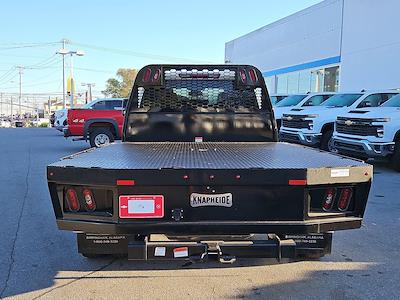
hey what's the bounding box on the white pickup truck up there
[274,92,335,128]
[332,94,400,171]
[279,91,399,151]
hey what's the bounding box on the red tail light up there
[249,69,258,83]
[338,188,352,211]
[66,189,80,212]
[82,188,96,211]
[239,70,247,83]
[322,188,336,211]
[143,68,152,82]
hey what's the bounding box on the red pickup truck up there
[64,98,127,147]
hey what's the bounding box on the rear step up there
[77,233,332,262]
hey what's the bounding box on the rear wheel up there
[391,138,400,172]
[80,253,105,259]
[320,129,334,151]
[89,127,114,148]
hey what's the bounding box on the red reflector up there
[338,188,352,211]
[249,68,258,82]
[143,68,151,82]
[322,188,337,211]
[288,179,307,186]
[82,188,96,211]
[66,189,80,212]
[117,180,135,186]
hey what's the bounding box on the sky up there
[0,0,321,106]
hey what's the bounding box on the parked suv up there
[274,92,335,128]
[279,91,399,151]
[332,93,400,171]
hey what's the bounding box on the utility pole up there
[17,66,24,118]
[61,39,66,109]
[81,83,95,103]
[10,96,13,122]
[56,42,85,109]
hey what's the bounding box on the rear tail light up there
[338,188,352,211]
[66,189,80,212]
[143,68,152,82]
[322,188,336,211]
[82,188,96,211]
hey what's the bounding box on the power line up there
[0,42,60,51]
[68,40,217,63]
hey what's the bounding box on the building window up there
[324,66,340,92]
[266,65,340,94]
[276,74,288,94]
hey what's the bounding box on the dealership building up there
[225,0,400,94]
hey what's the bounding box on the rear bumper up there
[279,129,321,146]
[77,232,333,261]
[332,136,394,158]
[58,217,362,235]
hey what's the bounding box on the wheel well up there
[394,130,400,142]
[321,123,334,134]
[88,123,116,137]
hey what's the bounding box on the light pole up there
[17,66,24,118]
[81,83,95,103]
[56,45,85,109]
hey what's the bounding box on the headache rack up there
[123,65,277,143]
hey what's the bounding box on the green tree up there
[102,68,138,97]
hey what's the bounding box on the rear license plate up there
[190,193,232,207]
[119,195,164,218]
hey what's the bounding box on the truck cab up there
[64,98,128,147]
[332,93,400,171]
[274,92,335,129]
[279,91,398,151]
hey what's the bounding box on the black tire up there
[391,138,400,172]
[320,129,333,151]
[80,253,105,259]
[89,127,114,148]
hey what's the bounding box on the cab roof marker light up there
[152,69,161,82]
[249,68,258,83]
[142,68,152,82]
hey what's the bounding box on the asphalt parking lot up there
[0,128,399,300]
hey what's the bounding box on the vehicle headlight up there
[373,117,390,122]
[376,127,384,137]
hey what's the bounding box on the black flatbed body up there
[47,64,373,261]
[48,141,371,187]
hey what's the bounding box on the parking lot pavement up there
[0,128,399,299]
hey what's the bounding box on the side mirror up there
[122,110,126,116]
